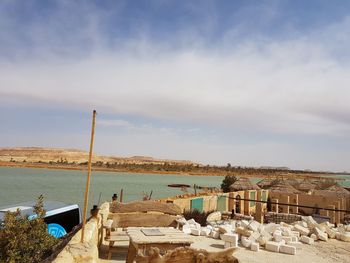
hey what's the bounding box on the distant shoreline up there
[0,161,343,179]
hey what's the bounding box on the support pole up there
[81,110,97,243]
[120,188,123,203]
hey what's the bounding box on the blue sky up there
[1,0,350,171]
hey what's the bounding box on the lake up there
[0,167,224,209]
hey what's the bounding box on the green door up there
[191,198,203,212]
[217,196,227,211]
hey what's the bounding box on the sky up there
[0,0,350,172]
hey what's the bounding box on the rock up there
[191,228,201,236]
[251,242,259,252]
[265,241,280,253]
[286,241,303,249]
[300,236,314,245]
[248,231,261,243]
[182,224,192,234]
[241,236,252,248]
[325,227,336,239]
[315,227,328,242]
[280,244,296,255]
[293,224,310,236]
[218,225,232,234]
[206,211,221,222]
[247,221,260,232]
[200,227,211,236]
[221,233,238,243]
[235,227,252,237]
[241,220,250,228]
[339,232,350,242]
[310,234,318,241]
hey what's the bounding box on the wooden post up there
[120,188,123,203]
[81,110,97,243]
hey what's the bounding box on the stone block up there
[221,233,238,243]
[280,244,296,255]
[248,221,261,232]
[224,241,237,248]
[300,236,314,245]
[339,232,350,242]
[281,236,292,243]
[265,241,280,253]
[325,227,336,239]
[191,228,201,236]
[291,231,300,237]
[291,236,298,242]
[293,224,310,236]
[241,236,252,248]
[274,234,283,242]
[212,231,220,239]
[310,234,318,240]
[182,224,192,234]
[241,220,249,228]
[235,226,252,237]
[200,227,211,236]
[251,242,259,252]
[315,227,328,242]
[287,241,303,249]
[248,231,261,242]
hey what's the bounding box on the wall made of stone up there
[53,202,110,263]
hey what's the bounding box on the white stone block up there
[241,236,252,248]
[339,232,350,242]
[241,220,249,228]
[187,219,196,225]
[251,242,259,252]
[310,234,318,240]
[315,227,328,241]
[280,244,296,255]
[221,233,238,243]
[274,234,283,242]
[249,231,261,242]
[291,231,300,237]
[287,241,303,249]
[212,231,220,239]
[200,227,211,236]
[265,241,280,252]
[293,224,310,236]
[281,236,292,243]
[291,236,298,242]
[325,227,336,239]
[248,221,260,232]
[224,241,234,248]
[300,236,314,245]
[191,228,201,236]
[182,224,192,234]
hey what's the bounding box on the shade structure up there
[229,177,260,192]
[312,184,350,198]
[267,179,300,194]
[257,178,274,189]
[297,179,317,192]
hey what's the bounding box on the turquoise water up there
[0,167,224,209]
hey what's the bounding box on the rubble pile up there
[177,213,350,256]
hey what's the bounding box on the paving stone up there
[191,228,201,236]
[300,236,314,245]
[280,244,296,255]
[315,227,328,242]
[251,242,259,252]
[265,241,280,252]
[293,224,310,236]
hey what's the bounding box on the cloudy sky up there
[0,0,349,172]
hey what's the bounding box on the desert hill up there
[0,147,197,166]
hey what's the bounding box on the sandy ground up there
[99,235,350,263]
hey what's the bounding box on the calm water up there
[0,167,224,209]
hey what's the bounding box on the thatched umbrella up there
[257,178,274,189]
[297,179,317,192]
[267,179,300,194]
[312,184,350,198]
[229,177,260,192]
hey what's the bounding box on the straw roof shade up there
[312,184,350,198]
[267,180,300,194]
[285,178,300,187]
[229,177,260,191]
[297,179,317,192]
[257,178,274,189]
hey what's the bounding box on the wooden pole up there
[81,110,97,243]
[120,188,123,203]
